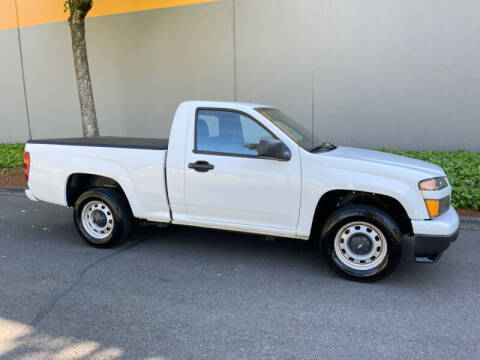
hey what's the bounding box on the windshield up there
[255,108,322,151]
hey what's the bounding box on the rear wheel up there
[74,187,133,248]
[321,205,403,282]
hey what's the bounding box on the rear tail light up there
[24,152,30,182]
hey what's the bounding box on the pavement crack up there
[31,239,146,327]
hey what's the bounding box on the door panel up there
[185,154,301,231]
[184,109,302,233]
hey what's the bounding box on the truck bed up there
[27,137,168,150]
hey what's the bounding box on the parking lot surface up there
[0,193,479,360]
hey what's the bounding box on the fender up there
[296,161,430,238]
[64,168,141,217]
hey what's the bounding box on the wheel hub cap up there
[80,200,114,241]
[333,221,388,271]
[91,210,107,227]
[348,234,373,255]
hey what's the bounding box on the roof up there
[185,100,274,110]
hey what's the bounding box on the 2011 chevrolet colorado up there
[23,101,459,281]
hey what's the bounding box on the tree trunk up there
[68,10,99,137]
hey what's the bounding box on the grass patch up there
[381,149,480,210]
[0,143,25,168]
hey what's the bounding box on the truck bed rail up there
[27,137,168,150]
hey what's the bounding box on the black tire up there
[73,187,133,248]
[320,204,403,282]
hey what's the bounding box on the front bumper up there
[411,206,460,263]
[414,228,459,263]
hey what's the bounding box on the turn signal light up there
[24,152,30,182]
[425,200,439,217]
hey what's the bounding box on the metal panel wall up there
[0,29,30,142]
[235,0,480,150]
[1,0,479,150]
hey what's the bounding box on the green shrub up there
[0,143,25,168]
[381,149,480,210]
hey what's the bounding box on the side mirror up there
[258,139,291,161]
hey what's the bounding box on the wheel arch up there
[66,173,129,208]
[309,189,413,241]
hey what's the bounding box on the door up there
[184,108,302,235]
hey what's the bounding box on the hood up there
[322,146,445,178]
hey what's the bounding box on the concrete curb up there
[0,187,25,196]
[460,216,480,231]
[0,186,479,231]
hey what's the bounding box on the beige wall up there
[1,0,479,150]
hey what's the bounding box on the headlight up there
[418,177,448,191]
[419,177,450,217]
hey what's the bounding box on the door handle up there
[188,161,215,172]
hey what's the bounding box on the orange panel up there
[89,0,219,17]
[0,0,19,31]
[0,0,218,31]
[15,0,66,29]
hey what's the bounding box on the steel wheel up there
[81,200,114,241]
[333,221,388,271]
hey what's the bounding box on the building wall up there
[1,0,479,150]
[0,31,30,142]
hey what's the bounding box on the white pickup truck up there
[23,101,459,281]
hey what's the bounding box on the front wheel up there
[73,187,133,248]
[320,205,403,282]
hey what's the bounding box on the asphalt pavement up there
[0,193,479,360]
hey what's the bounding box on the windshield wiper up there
[310,142,337,153]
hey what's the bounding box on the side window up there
[196,109,275,156]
